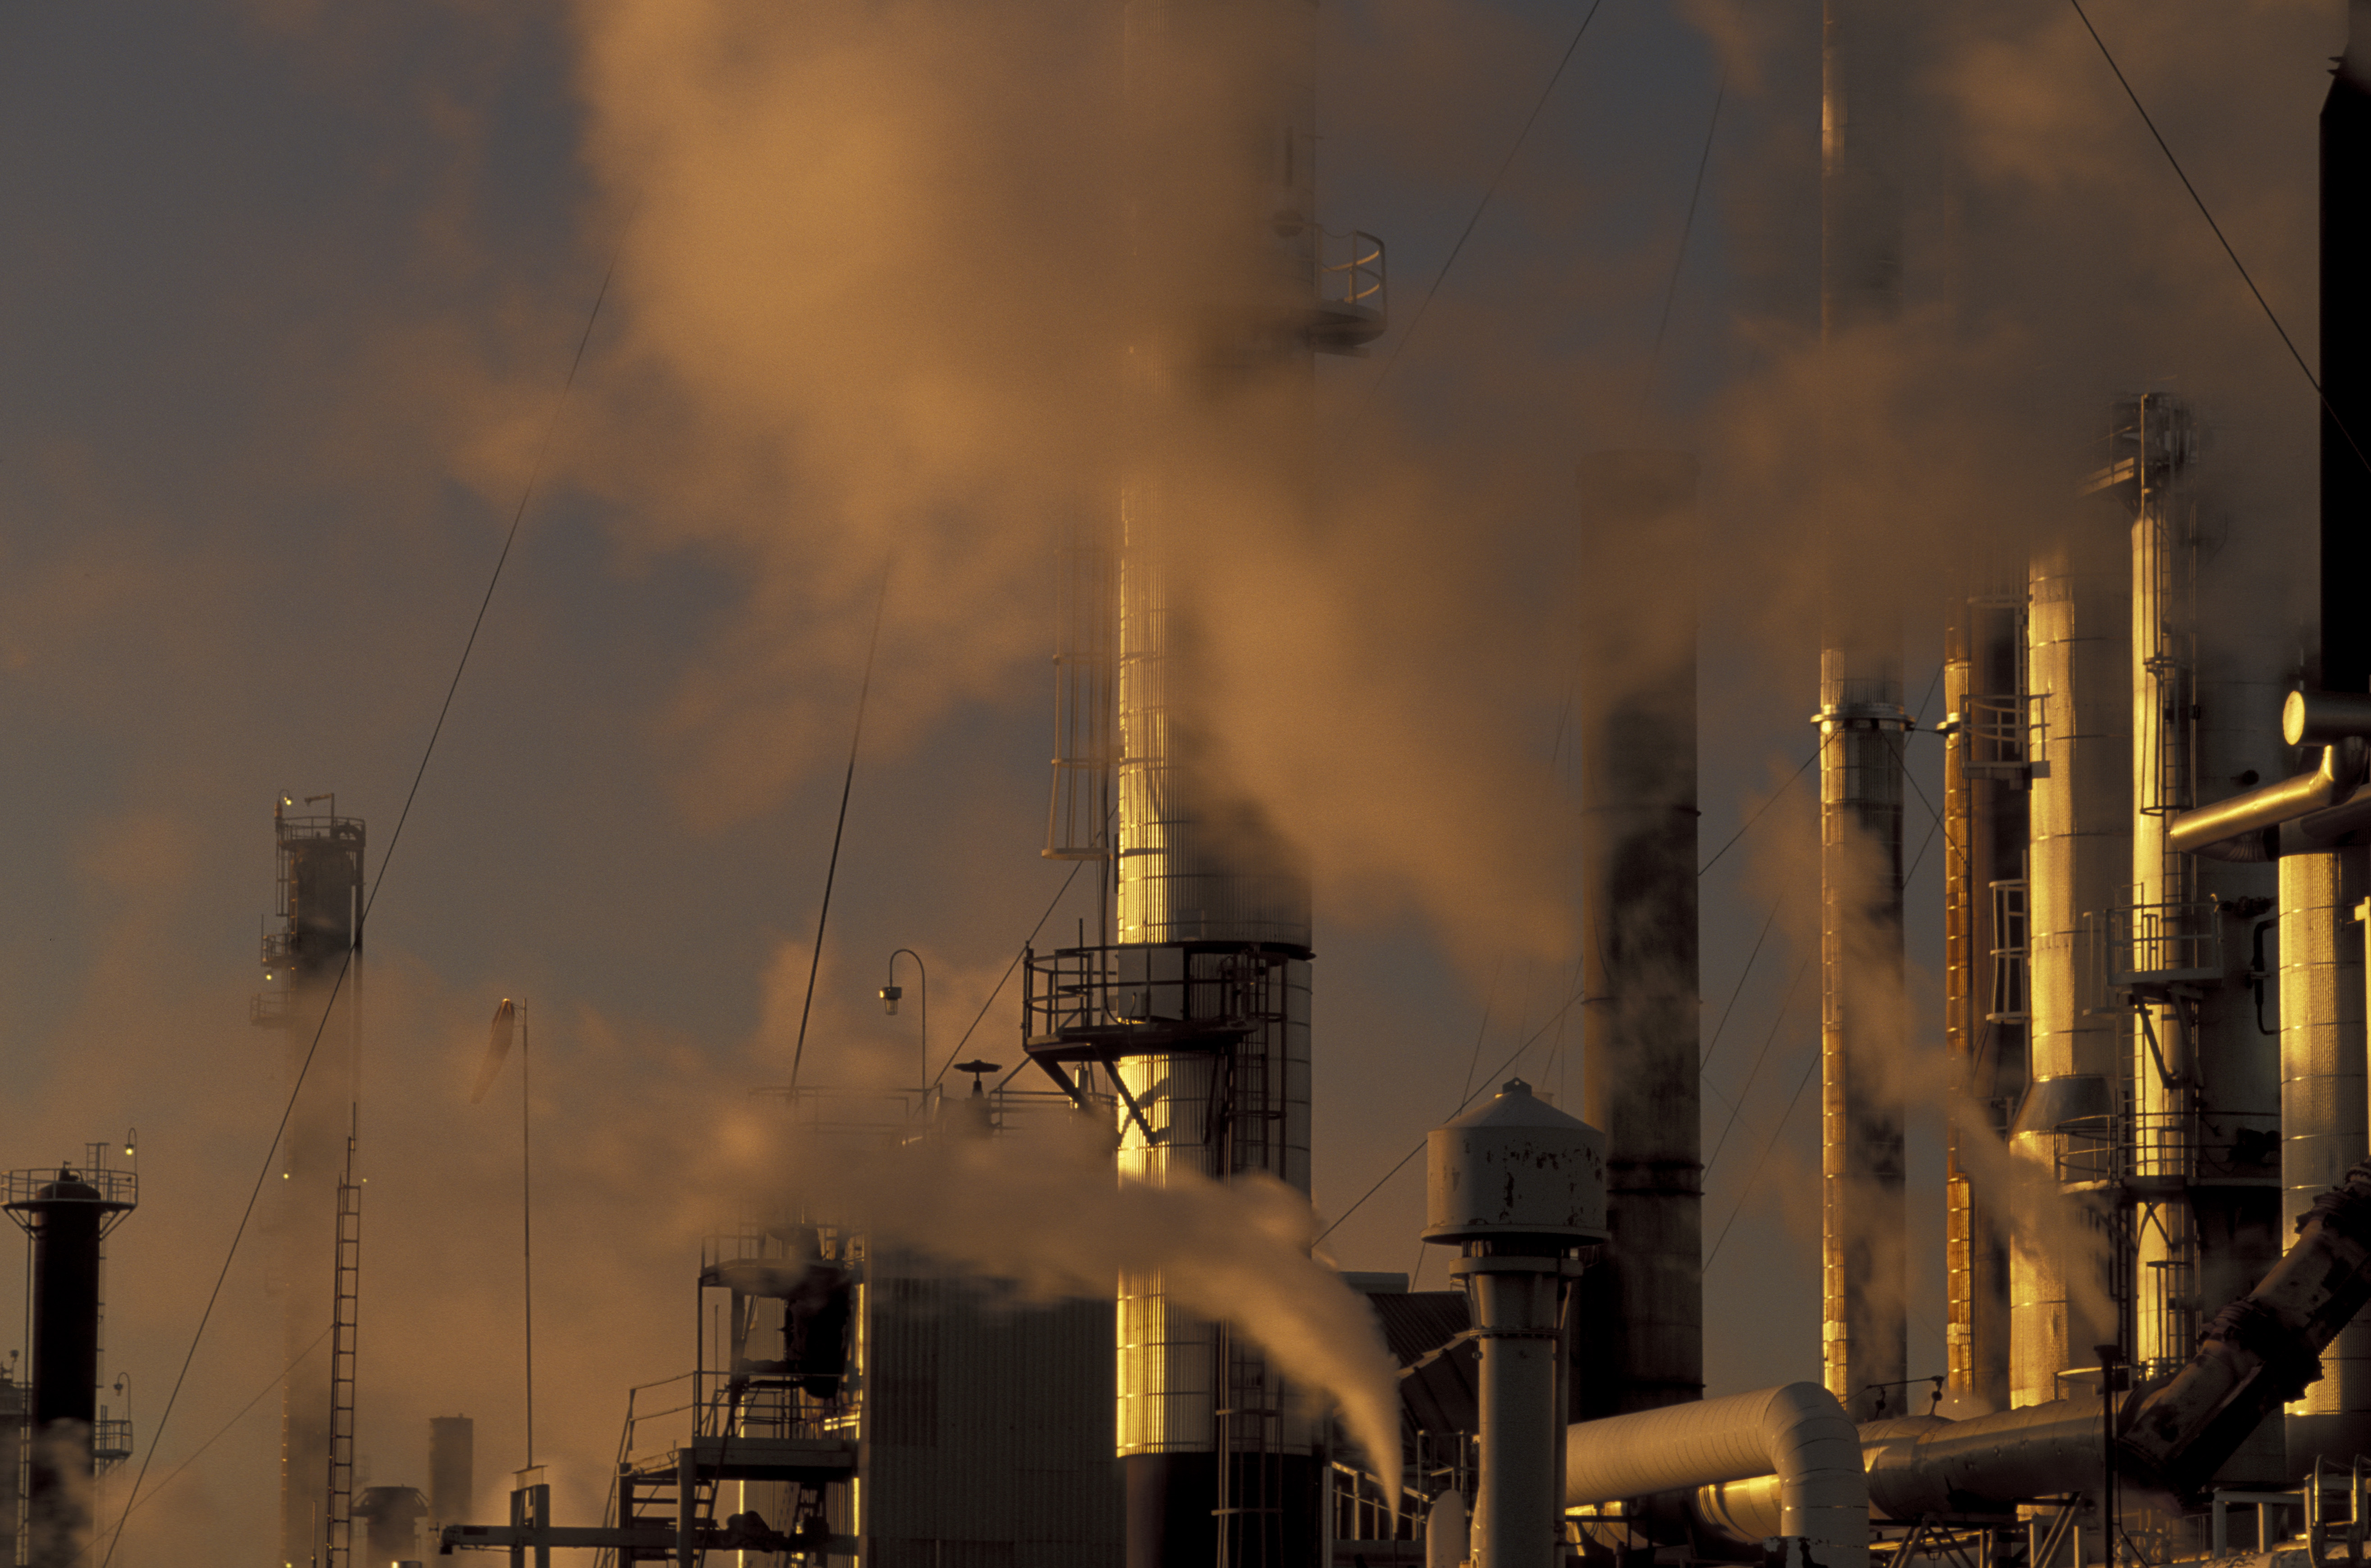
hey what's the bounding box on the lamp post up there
[881,949,927,1098]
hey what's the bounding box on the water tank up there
[1424,1079,1607,1247]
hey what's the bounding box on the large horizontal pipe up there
[2287,691,2371,747]
[1689,1402,2104,1545]
[1679,1161,2371,1542]
[1565,1382,1867,1568]
[2169,742,2366,859]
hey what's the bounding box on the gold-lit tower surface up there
[254,800,365,1568]
[1033,0,1382,1562]
[1942,570,2030,1415]
[1817,0,1908,1423]
[2103,393,2284,1477]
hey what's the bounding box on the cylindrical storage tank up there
[1428,1081,1605,1568]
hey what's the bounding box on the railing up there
[250,990,291,1027]
[1317,230,1385,313]
[2048,1110,2280,1187]
[1987,880,2030,1022]
[2104,899,2222,991]
[1953,693,2041,776]
[1022,944,1292,1050]
[1311,228,1386,349]
[91,1418,132,1468]
[618,1373,699,1464]
[2,1166,137,1209]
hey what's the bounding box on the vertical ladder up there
[325,1141,362,1568]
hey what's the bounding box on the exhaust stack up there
[1819,0,1910,1421]
[1572,450,1702,1422]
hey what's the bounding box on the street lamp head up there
[879,984,903,1016]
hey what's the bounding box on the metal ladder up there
[325,1141,362,1568]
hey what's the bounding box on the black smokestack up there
[2325,0,2371,690]
[19,1171,107,1568]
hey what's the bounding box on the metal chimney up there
[5,1156,136,1568]
[1570,450,1701,1422]
[1818,0,1909,1422]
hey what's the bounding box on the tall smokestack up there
[1099,0,1351,1559]
[2285,0,2371,1475]
[1571,450,1702,1422]
[1817,0,1909,1423]
[5,1156,136,1568]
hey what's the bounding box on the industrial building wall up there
[862,1262,1124,1568]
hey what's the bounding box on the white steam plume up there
[754,1109,1406,1497]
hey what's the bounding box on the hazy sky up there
[0,0,2339,1555]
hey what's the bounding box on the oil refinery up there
[3,2,2371,1568]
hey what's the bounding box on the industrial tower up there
[254,798,366,1568]
[1818,0,1910,1423]
[1024,0,1383,1559]
[4,1150,136,1568]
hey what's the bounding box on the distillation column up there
[1818,0,1909,1422]
[258,801,366,1568]
[2118,395,2285,1482]
[1943,579,2028,1415]
[2011,504,2129,1409]
[1572,451,1702,1422]
[1111,0,1321,1561]
[2287,0,2371,1473]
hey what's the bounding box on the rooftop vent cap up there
[1422,1077,1608,1246]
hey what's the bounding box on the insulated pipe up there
[1689,1404,2104,1541]
[1564,1382,1870,1568]
[1464,1263,1573,1568]
[2287,691,2371,748]
[2166,745,2365,856]
[2122,1159,2371,1491]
